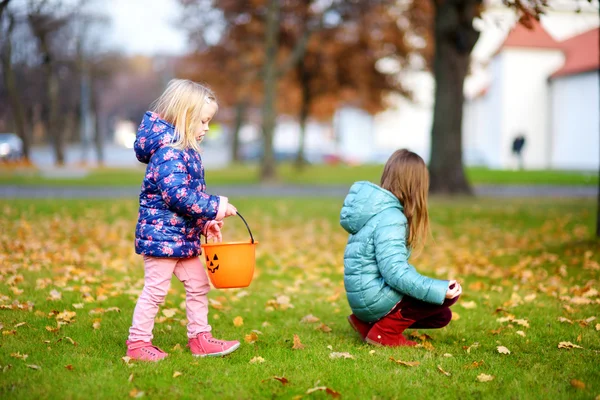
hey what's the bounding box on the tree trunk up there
[91,81,104,166]
[295,58,311,170]
[231,99,247,163]
[1,12,32,162]
[429,0,481,195]
[259,0,280,182]
[38,34,64,165]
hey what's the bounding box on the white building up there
[314,2,599,169]
[464,21,599,170]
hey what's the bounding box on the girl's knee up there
[187,281,210,297]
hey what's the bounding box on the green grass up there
[0,164,597,187]
[0,198,599,399]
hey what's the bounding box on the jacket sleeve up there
[153,148,222,220]
[373,213,449,305]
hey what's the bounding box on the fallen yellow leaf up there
[390,357,420,367]
[129,388,145,398]
[249,356,265,364]
[558,341,583,349]
[244,332,259,344]
[329,352,354,359]
[461,301,477,309]
[172,371,182,378]
[437,365,451,376]
[477,373,494,382]
[292,334,305,350]
[300,314,320,323]
[233,316,244,327]
[570,379,585,390]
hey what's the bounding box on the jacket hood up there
[134,111,177,164]
[340,181,402,234]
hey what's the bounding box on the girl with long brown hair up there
[340,149,462,346]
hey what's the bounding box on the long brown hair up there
[380,149,430,251]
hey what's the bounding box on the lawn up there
[0,164,597,187]
[0,197,599,399]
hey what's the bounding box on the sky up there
[104,0,189,56]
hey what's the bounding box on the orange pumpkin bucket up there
[201,212,258,289]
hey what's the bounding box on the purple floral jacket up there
[133,111,221,258]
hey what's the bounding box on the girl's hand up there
[204,220,224,242]
[445,280,462,299]
[224,203,237,218]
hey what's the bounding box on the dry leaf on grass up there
[14,322,26,328]
[316,323,332,333]
[249,356,265,364]
[233,316,244,327]
[161,309,177,318]
[464,342,480,353]
[329,352,354,359]
[461,301,477,309]
[558,342,583,350]
[172,371,182,378]
[292,334,305,350]
[10,352,28,360]
[27,364,41,370]
[306,386,341,398]
[262,376,289,385]
[558,317,573,324]
[389,357,420,367]
[477,373,494,382]
[437,365,451,376]
[570,379,585,390]
[497,346,511,354]
[245,332,259,344]
[122,356,132,365]
[65,365,74,370]
[301,314,320,323]
[129,388,145,398]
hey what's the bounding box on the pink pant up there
[128,256,211,342]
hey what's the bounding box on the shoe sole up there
[193,342,240,358]
[364,338,383,347]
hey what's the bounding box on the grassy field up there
[0,197,599,399]
[0,164,597,187]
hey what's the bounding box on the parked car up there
[0,133,23,161]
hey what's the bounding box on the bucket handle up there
[204,212,255,244]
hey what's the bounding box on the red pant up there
[391,295,460,329]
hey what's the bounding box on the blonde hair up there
[380,149,430,252]
[151,79,217,153]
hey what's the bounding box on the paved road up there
[0,184,597,199]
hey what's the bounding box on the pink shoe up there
[188,332,240,357]
[126,340,168,362]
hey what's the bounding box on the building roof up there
[500,18,561,50]
[551,28,600,78]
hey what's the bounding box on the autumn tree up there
[278,2,417,169]
[178,1,265,163]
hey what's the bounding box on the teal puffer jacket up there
[340,181,449,322]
